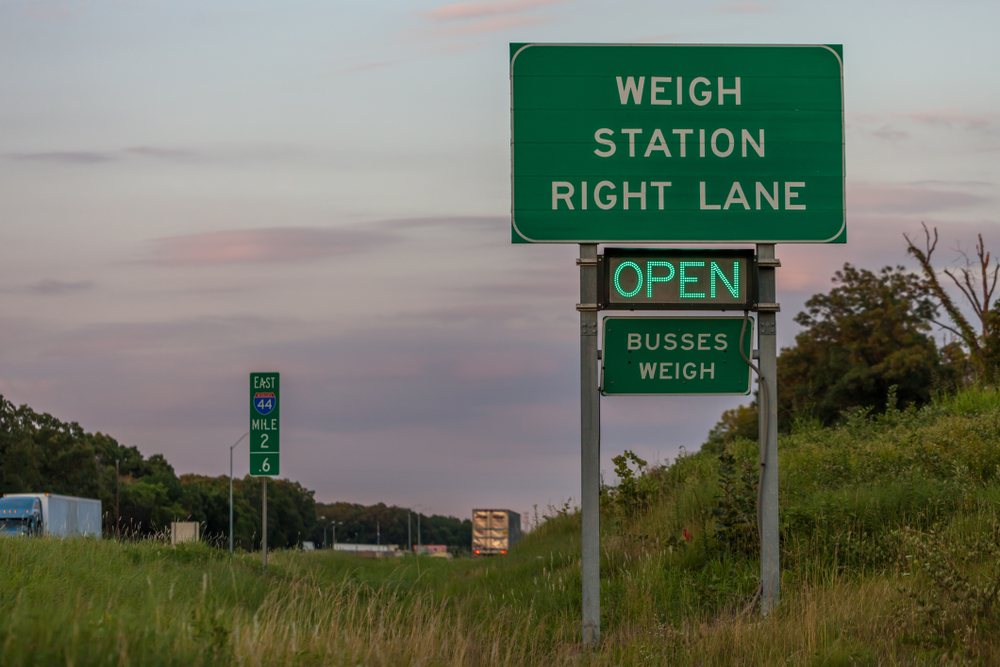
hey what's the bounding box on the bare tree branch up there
[905,223,981,359]
[943,267,982,319]
[930,318,967,340]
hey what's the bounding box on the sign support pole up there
[579,243,600,645]
[757,243,779,613]
[262,476,268,572]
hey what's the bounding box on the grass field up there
[4,387,1000,665]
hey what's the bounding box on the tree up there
[314,502,472,549]
[905,224,1000,381]
[1,394,319,547]
[776,263,947,425]
[702,402,758,454]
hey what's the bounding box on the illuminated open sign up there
[598,248,756,310]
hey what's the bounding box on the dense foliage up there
[314,501,471,549]
[0,395,317,548]
[6,387,1000,664]
[704,261,971,444]
[778,263,949,424]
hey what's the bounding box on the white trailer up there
[1,493,102,538]
[472,509,521,556]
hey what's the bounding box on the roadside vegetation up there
[3,228,1000,664]
[0,402,469,550]
[4,386,1000,665]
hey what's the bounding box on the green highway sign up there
[599,248,755,310]
[601,316,753,395]
[250,372,279,476]
[510,44,845,243]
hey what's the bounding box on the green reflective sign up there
[510,44,844,243]
[601,317,753,395]
[250,372,279,477]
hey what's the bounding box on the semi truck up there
[0,493,102,538]
[472,509,521,556]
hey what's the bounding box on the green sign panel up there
[510,44,844,243]
[250,372,279,476]
[600,248,754,310]
[602,317,753,395]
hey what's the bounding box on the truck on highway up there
[472,509,521,556]
[0,493,102,538]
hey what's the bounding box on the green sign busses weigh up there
[510,44,845,243]
[601,317,753,395]
[250,372,279,476]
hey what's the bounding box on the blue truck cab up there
[0,496,43,537]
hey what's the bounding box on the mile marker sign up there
[510,44,845,243]
[250,372,279,476]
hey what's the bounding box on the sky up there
[1,0,999,522]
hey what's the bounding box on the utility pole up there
[115,459,120,537]
[229,432,249,554]
[408,508,412,554]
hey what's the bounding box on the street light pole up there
[115,459,120,537]
[229,432,249,554]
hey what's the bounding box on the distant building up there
[171,521,200,545]
[414,544,448,555]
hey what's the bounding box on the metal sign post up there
[578,244,600,644]
[757,245,780,612]
[262,477,267,571]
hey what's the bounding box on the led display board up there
[601,316,753,395]
[599,248,755,310]
[510,43,845,243]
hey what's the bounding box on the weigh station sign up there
[250,372,279,477]
[510,43,844,639]
[510,44,844,243]
[601,316,753,395]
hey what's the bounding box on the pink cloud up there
[426,0,567,21]
[632,33,684,43]
[846,111,880,124]
[146,227,393,266]
[897,109,999,132]
[776,218,1000,294]
[848,182,988,215]
[334,355,429,380]
[716,2,770,13]
[427,14,550,37]
[453,352,557,380]
[338,59,404,75]
[871,125,909,141]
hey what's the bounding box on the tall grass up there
[4,385,1000,665]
